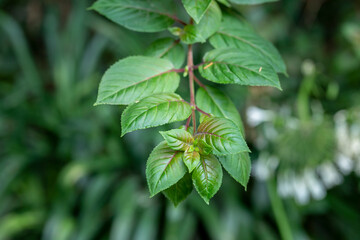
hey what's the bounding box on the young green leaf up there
[195,116,249,155]
[229,0,278,4]
[192,154,223,204]
[163,173,193,207]
[199,48,281,89]
[182,0,212,24]
[95,56,180,105]
[146,142,187,196]
[121,93,192,136]
[196,86,245,134]
[160,129,194,151]
[210,14,286,74]
[184,150,201,172]
[145,38,185,68]
[181,1,222,44]
[198,140,213,155]
[218,152,251,189]
[90,0,176,32]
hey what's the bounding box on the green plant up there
[90,0,285,205]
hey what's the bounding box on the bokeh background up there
[1,0,360,239]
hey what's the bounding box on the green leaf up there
[145,38,185,69]
[192,154,223,204]
[216,0,231,7]
[210,14,286,74]
[90,0,176,32]
[95,56,180,105]
[184,150,201,172]
[199,48,281,89]
[181,1,222,44]
[163,173,193,207]
[121,93,192,136]
[146,142,187,196]
[196,86,245,134]
[198,140,213,155]
[218,152,251,189]
[182,0,212,23]
[194,116,249,155]
[160,129,194,151]
[229,0,278,4]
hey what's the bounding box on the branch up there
[196,106,211,117]
[187,44,196,134]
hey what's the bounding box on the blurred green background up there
[0,0,360,239]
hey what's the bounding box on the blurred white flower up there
[246,106,274,127]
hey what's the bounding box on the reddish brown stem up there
[187,44,196,134]
[196,106,211,116]
[194,75,206,88]
[185,115,192,130]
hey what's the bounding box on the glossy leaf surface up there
[196,86,244,133]
[192,154,223,204]
[90,0,176,32]
[121,93,192,136]
[218,152,251,189]
[199,48,281,89]
[146,142,187,196]
[160,129,194,151]
[95,56,179,105]
[195,116,249,155]
[210,15,286,74]
[184,150,201,172]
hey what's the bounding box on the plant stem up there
[196,106,211,117]
[187,44,196,134]
[194,75,206,88]
[267,178,293,240]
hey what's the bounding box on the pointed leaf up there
[160,129,194,151]
[196,86,245,134]
[90,0,176,32]
[229,0,278,4]
[181,1,222,44]
[194,116,249,155]
[184,150,201,172]
[192,154,223,204]
[163,173,193,207]
[218,152,251,189]
[95,56,180,105]
[145,38,185,68]
[199,48,281,89]
[146,142,187,196]
[210,14,286,74]
[121,93,192,136]
[182,0,212,23]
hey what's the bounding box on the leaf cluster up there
[90,0,285,205]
